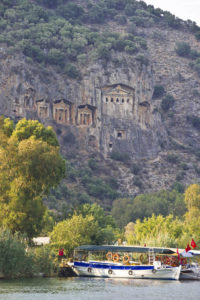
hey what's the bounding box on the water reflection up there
[0,277,200,300]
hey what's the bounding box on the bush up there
[0,229,34,278]
[133,176,143,188]
[152,85,165,99]
[191,58,200,76]
[166,154,179,164]
[195,31,200,41]
[187,115,200,129]
[110,151,130,163]
[176,171,185,181]
[127,23,137,34]
[88,158,99,171]
[23,44,44,63]
[171,181,185,193]
[63,133,76,144]
[31,245,57,276]
[131,163,140,175]
[114,15,127,25]
[135,54,149,65]
[175,42,191,57]
[124,3,137,16]
[64,64,79,79]
[47,49,65,66]
[161,94,175,111]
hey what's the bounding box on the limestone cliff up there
[1,0,200,201]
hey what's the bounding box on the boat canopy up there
[75,245,175,254]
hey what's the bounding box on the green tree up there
[125,214,184,247]
[76,203,117,243]
[0,228,34,278]
[50,205,118,255]
[50,214,99,256]
[111,190,185,228]
[0,117,65,239]
[184,184,200,242]
[175,42,191,57]
[161,94,175,111]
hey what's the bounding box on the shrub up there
[124,3,137,16]
[47,48,65,66]
[161,94,175,111]
[133,176,143,188]
[166,154,179,164]
[114,15,127,25]
[97,43,111,60]
[187,115,200,129]
[191,58,200,76]
[175,42,191,57]
[125,44,138,54]
[64,64,79,78]
[88,158,99,171]
[164,13,181,29]
[135,54,149,65]
[152,85,165,99]
[176,171,185,181]
[171,181,185,193]
[110,151,130,163]
[131,163,140,175]
[23,44,44,63]
[0,229,34,279]
[63,133,76,144]
[195,31,200,41]
[127,23,137,34]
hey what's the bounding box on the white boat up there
[69,245,181,280]
[180,263,200,280]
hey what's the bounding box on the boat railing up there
[148,248,155,265]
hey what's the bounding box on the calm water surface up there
[0,277,200,300]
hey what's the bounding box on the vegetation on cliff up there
[0,0,200,77]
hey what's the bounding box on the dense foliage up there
[111,189,185,228]
[0,228,57,278]
[0,228,34,278]
[0,117,65,238]
[0,0,199,77]
[50,204,118,256]
[124,184,200,248]
[47,160,119,217]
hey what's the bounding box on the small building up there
[76,104,96,126]
[36,99,50,119]
[53,99,73,125]
[101,83,135,118]
[24,88,36,110]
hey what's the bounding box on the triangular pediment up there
[102,83,134,95]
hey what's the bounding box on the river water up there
[0,277,200,300]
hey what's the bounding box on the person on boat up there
[59,248,64,257]
[58,248,65,261]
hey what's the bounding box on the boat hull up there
[72,262,181,280]
[180,269,200,280]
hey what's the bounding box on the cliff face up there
[0,52,167,159]
[1,5,200,197]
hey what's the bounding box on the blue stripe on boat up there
[74,262,154,270]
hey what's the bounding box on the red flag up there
[185,244,191,252]
[176,248,180,261]
[191,238,197,248]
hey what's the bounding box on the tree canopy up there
[0,117,65,238]
[111,189,185,228]
[50,204,118,255]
